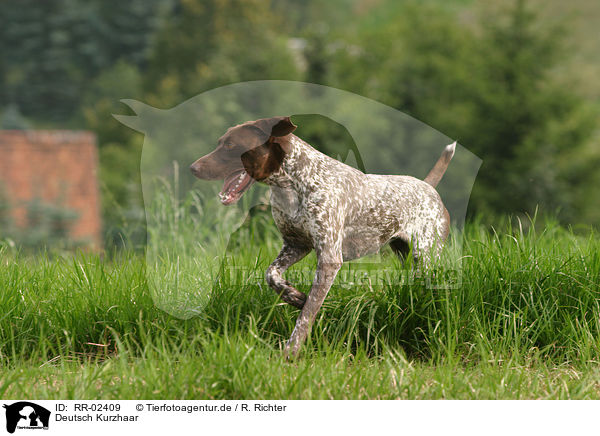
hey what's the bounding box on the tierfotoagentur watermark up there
[115,80,481,319]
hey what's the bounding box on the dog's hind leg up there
[266,243,311,309]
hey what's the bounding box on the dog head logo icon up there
[3,402,50,434]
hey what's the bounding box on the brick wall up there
[0,130,102,247]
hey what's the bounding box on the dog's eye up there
[224,142,235,149]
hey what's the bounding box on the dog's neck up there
[264,135,317,216]
[264,135,324,190]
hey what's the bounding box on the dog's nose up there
[190,163,200,177]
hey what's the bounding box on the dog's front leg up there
[284,245,342,359]
[266,243,311,309]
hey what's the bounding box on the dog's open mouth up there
[219,169,255,205]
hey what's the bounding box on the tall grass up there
[0,184,599,398]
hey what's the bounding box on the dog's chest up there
[269,185,314,245]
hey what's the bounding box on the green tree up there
[144,0,300,107]
[331,0,597,223]
[81,61,146,240]
[0,0,164,122]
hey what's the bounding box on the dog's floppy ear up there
[241,141,286,181]
[253,116,297,138]
[271,116,297,137]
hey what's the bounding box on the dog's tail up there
[424,141,456,188]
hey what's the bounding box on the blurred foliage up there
[0,0,598,244]
[0,104,30,129]
[143,0,300,107]
[81,60,146,243]
[0,0,165,121]
[329,0,599,223]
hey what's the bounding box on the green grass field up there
[1,188,599,399]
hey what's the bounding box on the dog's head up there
[190,116,297,205]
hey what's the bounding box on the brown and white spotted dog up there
[190,116,456,358]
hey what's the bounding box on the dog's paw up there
[283,340,301,361]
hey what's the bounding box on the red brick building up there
[0,131,102,247]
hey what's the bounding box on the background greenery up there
[1,0,598,245]
[0,0,599,400]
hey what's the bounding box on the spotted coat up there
[263,134,454,358]
[190,117,455,359]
